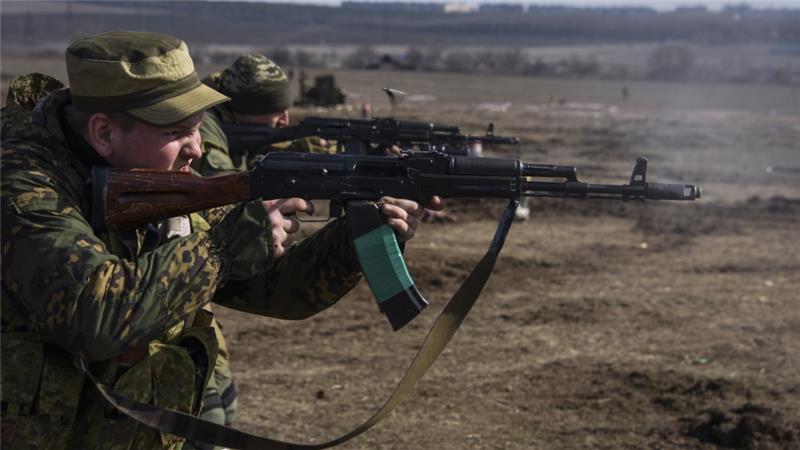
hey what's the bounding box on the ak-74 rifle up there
[221,116,520,156]
[92,151,699,330]
[88,151,700,450]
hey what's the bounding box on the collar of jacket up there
[30,88,109,170]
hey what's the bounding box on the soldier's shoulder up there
[2,147,84,216]
[2,105,71,174]
[5,72,65,110]
[2,135,63,174]
[200,110,229,152]
[3,126,84,215]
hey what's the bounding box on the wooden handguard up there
[91,167,251,230]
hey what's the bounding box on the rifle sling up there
[80,199,519,450]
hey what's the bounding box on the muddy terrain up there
[210,74,800,449]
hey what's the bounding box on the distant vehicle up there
[296,74,346,107]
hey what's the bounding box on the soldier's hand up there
[384,145,403,156]
[379,196,444,243]
[263,198,314,257]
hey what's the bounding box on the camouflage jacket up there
[1,85,362,449]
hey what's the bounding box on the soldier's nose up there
[183,134,202,160]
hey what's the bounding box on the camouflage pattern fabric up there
[5,72,65,110]
[218,55,289,90]
[1,73,65,142]
[170,213,239,450]
[183,322,238,450]
[216,54,292,115]
[1,80,363,449]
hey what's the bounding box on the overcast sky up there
[17,0,797,11]
[242,0,800,10]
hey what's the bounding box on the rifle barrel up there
[523,180,701,200]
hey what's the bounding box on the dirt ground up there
[2,61,798,448]
[208,76,800,449]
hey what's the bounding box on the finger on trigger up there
[278,198,307,215]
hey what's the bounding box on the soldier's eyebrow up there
[165,114,204,132]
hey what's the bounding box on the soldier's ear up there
[278,110,290,127]
[86,113,114,158]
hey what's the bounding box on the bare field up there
[292,68,800,116]
[3,58,800,449]
[223,71,800,449]
[224,71,799,449]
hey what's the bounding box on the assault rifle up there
[88,152,700,449]
[92,152,700,330]
[221,117,520,156]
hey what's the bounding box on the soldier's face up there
[234,110,290,128]
[106,112,204,171]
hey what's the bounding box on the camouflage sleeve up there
[1,144,273,362]
[2,208,224,362]
[194,112,363,318]
[212,218,363,320]
[200,204,237,228]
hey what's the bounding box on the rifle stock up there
[91,167,251,231]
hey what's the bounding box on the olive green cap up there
[66,30,229,125]
[216,54,292,115]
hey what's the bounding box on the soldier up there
[190,53,305,441]
[298,69,309,103]
[192,54,332,177]
[190,56,336,442]
[1,30,441,450]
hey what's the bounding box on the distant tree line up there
[2,1,798,47]
[215,43,796,85]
